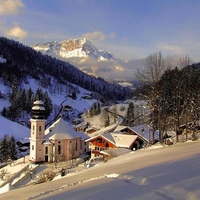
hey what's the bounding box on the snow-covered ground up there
[0,140,200,199]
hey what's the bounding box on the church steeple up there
[31,100,46,119]
[29,100,46,163]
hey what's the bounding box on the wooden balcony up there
[93,141,108,148]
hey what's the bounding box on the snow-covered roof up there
[16,138,30,144]
[86,132,138,148]
[129,124,159,141]
[45,118,88,140]
[111,133,138,148]
[32,100,45,110]
[88,123,118,138]
[114,124,159,142]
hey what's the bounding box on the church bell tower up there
[29,100,46,163]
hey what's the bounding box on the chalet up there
[16,138,30,148]
[114,124,159,144]
[81,95,93,100]
[85,127,99,135]
[16,138,30,153]
[86,132,143,159]
[29,100,89,163]
[72,118,82,125]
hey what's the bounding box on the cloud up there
[108,32,116,39]
[159,43,183,54]
[5,25,28,40]
[83,31,106,41]
[0,0,25,15]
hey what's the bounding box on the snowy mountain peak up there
[31,38,115,61]
[31,38,137,80]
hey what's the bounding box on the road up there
[1,141,200,200]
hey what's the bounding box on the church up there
[29,100,89,163]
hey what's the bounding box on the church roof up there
[45,118,82,140]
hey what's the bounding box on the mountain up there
[31,38,137,80]
[0,37,134,135]
[0,37,132,101]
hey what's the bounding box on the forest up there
[137,52,200,143]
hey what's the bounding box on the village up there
[0,96,198,195]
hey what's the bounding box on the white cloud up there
[108,32,116,39]
[0,0,25,15]
[158,43,183,54]
[5,25,28,40]
[83,31,105,41]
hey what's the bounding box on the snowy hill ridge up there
[32,38,117,62]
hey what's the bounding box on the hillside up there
[0,140,200,199]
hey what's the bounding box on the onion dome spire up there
[31,100,46,119]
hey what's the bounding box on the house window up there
[95,146,99,151]
[32,145,34,150]
[58,142,61,154]
[97,138,102,143]
[45,146,48,154]
[76,142,78,151]
[32,125,35,135]
[39,126,42,132]
[80,140,82,149]
[106,142,109,147]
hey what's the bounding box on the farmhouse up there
[29,100,89,163]
[86,132,143,159]
[86,124,161,159]
[114,124,160,144]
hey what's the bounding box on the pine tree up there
[0,134,8,161]
[8,135,17,160]
[35,87,43,100]
[43,91,53,118]
[26,87,34,112]
[1,106,7,117]
[122,102,135,126]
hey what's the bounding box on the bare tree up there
[179,54,190,69]
[136,51,166,85]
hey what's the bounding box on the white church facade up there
[29,100,89,163]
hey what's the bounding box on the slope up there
[0,141,199,199]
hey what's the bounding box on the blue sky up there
[1,0,200,61]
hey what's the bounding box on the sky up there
[0,0,200,61]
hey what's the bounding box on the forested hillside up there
[138,53,200,143]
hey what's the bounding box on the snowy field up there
[1,140,200,200]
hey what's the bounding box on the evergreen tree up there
[72,91,77,100]
[43,91,53,118]
[0,134,8,161]
[26,87,34,112]
[35,87,43,100]
[1,106,7,117]
[122,102,135,126]
[8,135,17,160]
